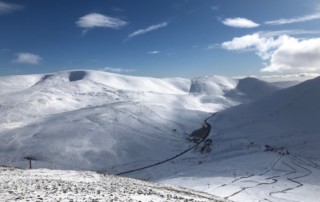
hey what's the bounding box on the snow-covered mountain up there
[190,76,280,104]
[212,76,320,161]
[3,70,317,202]
[0,70,279,171]
[0,71,279,123]
[157,76,320,202]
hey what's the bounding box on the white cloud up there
[257,29,320,37]
[13,53,42,65]
[127,22,168,39]
[102,67,135,73]
[221,33,286,59]
[261,37,320,73]
[222,33,320,74]
[147,50,160,54]
[0,1,22,15]
[222,17,259,28]
[266,13,320,25]
[76,13,127,29]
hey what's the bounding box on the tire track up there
[269,157,312,198]
[223,155,283,200]
[224,153,315,201]
[290,154,320,171]
[213,174,255,191]
[215,150,283,192]
[116,141,204,175]
[224,176,278,200]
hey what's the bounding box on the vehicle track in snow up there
[219,150,319,202]
[224,173,278,200]
[269,155,313,199]
[115,113,216,176]
[213,174,255,191]
[223,155,284,200]
[116,137,206,176]
[290,153,320,171]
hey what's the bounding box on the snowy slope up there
[0,70,287,201]
[0,102,208,171]
[227,77,280,101]
[0,70,191,123]
[212,76,320,161]
[271,80,301,88]
[0,166,227,202]
[0,71,279,123]
[0,70,279,171]
[153,77,320,202]
[190,76,280,105]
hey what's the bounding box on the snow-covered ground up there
[157,149,320,202]
[0,70,278,171]
[2,70,319,201]
[0,166,227,202]
[152,76,320,202]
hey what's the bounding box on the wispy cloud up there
[76,13,127,29]
[211,6,219,11]
[266,13,320,25]
[222,17,259,28]
[112,7,124,12]
[0,1,23,15]
[13,53,42,65]
[207,44,220,50]
[147,50,160,54]
[127,22,168,39]
[102,66,135,73]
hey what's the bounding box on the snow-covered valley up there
[1,70,319,201]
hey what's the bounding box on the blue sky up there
[1,0,320,78]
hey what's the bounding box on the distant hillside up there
[211,76,320,161]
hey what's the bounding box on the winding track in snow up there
[222,152,317,202]
[115,113,216,176]
[269,155,312,199]
[223,155,283,200]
